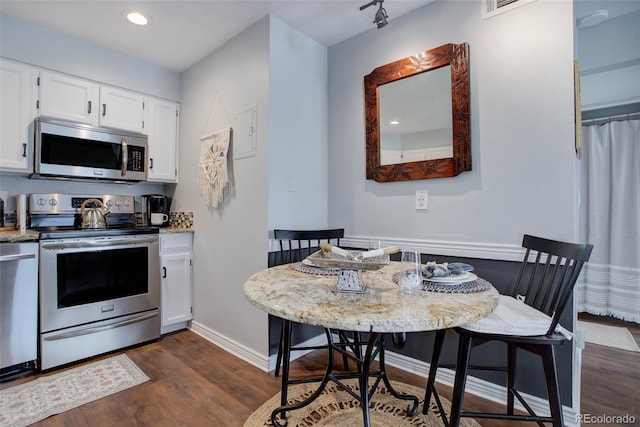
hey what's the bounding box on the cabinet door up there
[38,71,98,125]
[0,60,38,173]
[160,251,193,327]
[146,98,179,183]
[99,86,145,133]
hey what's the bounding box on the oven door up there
[39,234,160,333]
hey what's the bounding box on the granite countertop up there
[0,229,40,243]
[243,262,499,333]
[0,227,195,241]
[159,226,195,234]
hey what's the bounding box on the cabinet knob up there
[88,100,92,114]
[22,143,27,158]
[162,266,167,278]
[102,103,106,117]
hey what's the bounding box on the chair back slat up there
[273,228,345,265]
[509,234,593,335]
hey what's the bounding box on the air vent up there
[481,0,537,20]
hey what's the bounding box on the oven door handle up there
[41,236,157,250]
[43,311,159,341]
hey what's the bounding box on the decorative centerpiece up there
[305,243,399,293]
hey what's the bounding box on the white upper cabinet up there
[99,86,145,133]
[38,71,98,125]
[0,59,38,173]
[146,97,179,183]
[38,71,145,133]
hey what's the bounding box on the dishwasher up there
[0,241,39,379]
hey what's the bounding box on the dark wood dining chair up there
[272,228,354,378]
[423,234,593,427]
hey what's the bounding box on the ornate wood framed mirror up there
[364,42,470,182]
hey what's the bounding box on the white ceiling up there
[574,0,640,24]
[0,0,436,72]
[2,1,638,73]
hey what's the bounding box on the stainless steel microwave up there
[31,117,148,183]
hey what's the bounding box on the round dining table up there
[243,260,499,427]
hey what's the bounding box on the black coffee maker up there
[141,194,170,227]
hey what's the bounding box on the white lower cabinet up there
[160,233,193,334]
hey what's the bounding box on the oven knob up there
[49,199,57,206]
[115,200,122,207]
[37,198,46,206]
[105,200,113,208]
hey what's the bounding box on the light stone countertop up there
[159,226,194,234]
[243,262,499,333]
[0,229,40,243]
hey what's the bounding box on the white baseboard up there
[189,321,270,372]
[384,349,579,427]
[190,326,579,426]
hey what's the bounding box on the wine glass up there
[365,239,384,288]
[400,249,422,292]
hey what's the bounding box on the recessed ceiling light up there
[390,120,400,125]
[577,10,609,29]
[126,11,150,26]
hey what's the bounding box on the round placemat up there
[392,271,492,293]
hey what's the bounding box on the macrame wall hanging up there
[198,92,233,209]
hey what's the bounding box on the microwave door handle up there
[120,137,128,177]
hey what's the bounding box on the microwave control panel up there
[128,146,145,172]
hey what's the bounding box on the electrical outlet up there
[415,190,428,210]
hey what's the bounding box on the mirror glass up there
[379,66,452,165]
[364,43,471,182]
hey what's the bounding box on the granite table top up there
[243,262,499,333]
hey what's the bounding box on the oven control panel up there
[29,194,135,214]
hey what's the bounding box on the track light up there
[360,0,389,29]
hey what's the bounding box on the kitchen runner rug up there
[577,320,640,352]
[0,354,149,427]
[245,378,479,427]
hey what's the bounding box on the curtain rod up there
[581,111,640,126]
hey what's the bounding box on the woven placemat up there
[392,271,492,293]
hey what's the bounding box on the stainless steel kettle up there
[80,198,109,229]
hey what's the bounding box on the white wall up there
[0,14,180,101]
[176,17,270,359]
[577,10,640,110]
[328,0,577,254]
[268,16,329,231]
[177,15,330,362]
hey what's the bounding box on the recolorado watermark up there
[577,413,636,424]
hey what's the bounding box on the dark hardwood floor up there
[2,316,638,427]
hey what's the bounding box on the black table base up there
[272,320,419,427]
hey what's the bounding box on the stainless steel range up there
[30,193,160,370]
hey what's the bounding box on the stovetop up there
[28,193,159,240]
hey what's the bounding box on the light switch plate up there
[415,190,428,210]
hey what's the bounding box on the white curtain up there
[577,119,640,323]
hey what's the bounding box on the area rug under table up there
[0,354,149,427]
[245,378,479,427]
